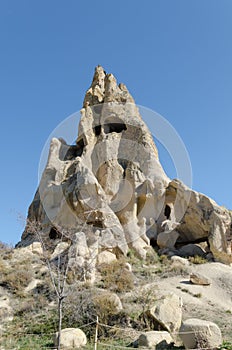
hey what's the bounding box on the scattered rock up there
[54,328,87,349]
[97,251,117,265]
[190,273,211,286]
[24,278,41,292]
[171,256,190,266]
[147,292,182,333]
[179,318,222,349]
[50,242,69,260]
[178,244,206,258]
[138,331,173,349]
[125,262,132,271]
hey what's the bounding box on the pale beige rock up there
[54,328,87,349]
[19,67,232,268]
[50,242,69,260]
[138,331,173,348]
[190,273,211,286]
[125,262,132,271]
[165,180,232,263]
[148,292,182,333]
[157,230,179,249]
[25,279,41,292]
[170,256,190,266]
[27,242,43,255]
[97,251,117,265]
[179,318,222,349]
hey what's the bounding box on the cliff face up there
[19,66,232,267]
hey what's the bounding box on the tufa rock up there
[147,292,182,334]
[138,331,174,349]
[97,250,117,265]
[54,328,87,349]
[18,66,232,272]
[190,273,211,286]
[179,318,222,349]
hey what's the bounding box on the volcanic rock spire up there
[20,66,232,271]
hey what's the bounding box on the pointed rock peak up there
[91,65,106,90]
[83,66,134,107]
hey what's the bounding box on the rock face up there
[179,318,222,349]
[18,66,232,272]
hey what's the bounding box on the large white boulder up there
[54,328,87,349]
[148,292,182,333]
[179,318,222,349]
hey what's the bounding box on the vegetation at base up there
[219,341,232,350]
[189,255,208,264]
[98,259,134,292]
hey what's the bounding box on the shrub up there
[0,256,34,296]
[189,255,207,264]
[220,341,232,350]
[99,259,134,293]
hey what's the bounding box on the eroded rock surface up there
[18,66,232,278]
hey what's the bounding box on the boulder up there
[179,318,222,349]
[148,292,182,333]
[93,292,123,314]
[138,331,173,349]
[190,273,211,286]
[97,251,117,265]
[170,256,189,266]
[54,328,87,349]
[165,180,232,263]
[157,230,179,249]
[50,242,69,260]
[178,244,206,258]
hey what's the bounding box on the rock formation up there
[18,66,232,271]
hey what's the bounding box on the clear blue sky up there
[0,0,231,245]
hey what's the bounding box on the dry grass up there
[99,259,134,293]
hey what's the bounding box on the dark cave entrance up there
[103,119,127,134]
[93,125,101,136]
[49,227,60,240]
[164,204,171,219]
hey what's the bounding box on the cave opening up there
[103,120,127,134]
[87,220,104,228]
[164,204,171,219]
[63,143,84,160]
[149,238,158,248]
[94,125,101,136]
[49,227,60,240]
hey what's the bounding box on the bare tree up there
[25,217,97,350]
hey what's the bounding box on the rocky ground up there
[0,242,231,349]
